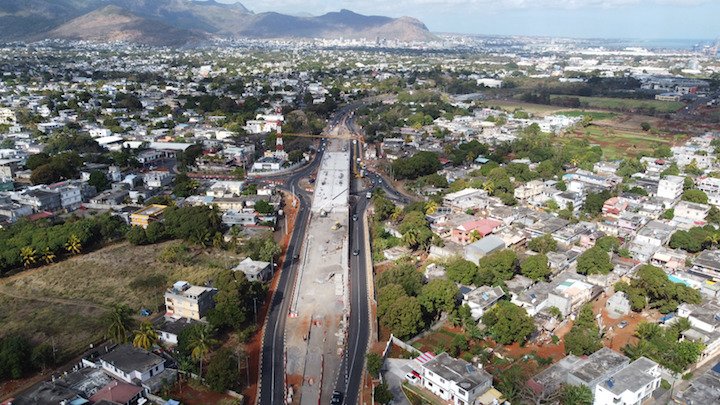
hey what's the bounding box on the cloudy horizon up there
[207,0,719,40]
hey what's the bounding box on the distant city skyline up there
[209,0,719,41]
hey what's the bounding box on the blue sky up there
[209,0,719,40]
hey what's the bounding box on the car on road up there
[366,191,372,199]
[353,249,360,256]
[352,214,358,221]
[331,390,344,404]
[293,254,300,260]
[618,320,629,329]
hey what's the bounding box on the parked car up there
[405,372,419,384]
[618,320,629,329]
[331,390,344,404]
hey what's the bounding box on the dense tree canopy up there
[376,262,424,296]
[527,234,558,254]
[576,246,613,275]
[482,301,534,345]
[614,265,701,313]
[564,304,602,356]
[391,151,442,180]
[520,254,551,281]
[475,249,518,286]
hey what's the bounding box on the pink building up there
[452,218,503,245]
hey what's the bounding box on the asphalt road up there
[334,169,372,404]
[257,141,324,405]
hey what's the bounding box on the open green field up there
[556,110,617,120]
[552,95,684,113]
[0,241,240,358]
[486,100,572,116]
[568,125,682,160]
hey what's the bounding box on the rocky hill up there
[0,0,436,45]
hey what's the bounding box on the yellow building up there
[130,204,167,229]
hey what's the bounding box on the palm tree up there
[42,247,56,265]
[20,246,37,268]
[402,229,419,249]
[188,324,218,378]
[66,234,82,255]
[104,305,135,344]
[483,180,495,195]
[132,321,158,350]
[425,201,438,215]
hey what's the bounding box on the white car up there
[405,373,419,384]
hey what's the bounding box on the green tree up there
[127,226,149,245]
[366,353,383,378]
[595,236,620,253]
[481,301,534,345]
[205,348,239,392]
[88,171,110,191]
[418,278,459,318]
[527,234,557,254]
[254,200,274,214]
[380,295,424,340]
[132,321,158,350]
[376,262,423,296]
[476,250,517,285]
[445,257,478,284]
[682,189,709,204]
[564,304,602,356]
[576,246,613,275]
[104,305,135,344]
[707,206,720,224]
[583,191,612,215]
[188,324,219,377]
[374,383,394,404]
[208,270,264,331]
[520,254,551,281]
[0,335,33,380]
[560,384,593,405]
[377,284,407,319]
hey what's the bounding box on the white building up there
[657,175,684,201]
[421,352,494,405]
[0,108,16,125]
[514,180,544,201]
[89,128,112,138]
[461,286,504,320]
[245,114,284,134]
[442,188,488,212]
[593,357,661,405]
[144,171,174,188]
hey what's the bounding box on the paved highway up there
[257,139,325,405]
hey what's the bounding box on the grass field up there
[551,95,684,113]
[556,110,617,120]
[568,125,679,160]
[0,241,240,358]
[486,100,572,116]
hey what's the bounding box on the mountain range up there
[0,0,436,45]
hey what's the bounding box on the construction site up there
[285,137,351,405]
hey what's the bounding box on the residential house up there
[673,201,710,229]
[514,180,544,201]
[11,188,61,212]
[461,285,505,320]
[464,235,505,263]
[677,301,720,366]
[628,220,676,262]
[554,192,585,213]
[443,188,489,212]
[164,281,217,321]
[143,171,174,188]
[606,292,632,317]
[97,344,176,393]
[233,257,273,283]
[691,250,720,280]
[451,218,503,245]
[672,365,720,404]
[130,204,167,229]
[421,352,494,405]
[156,317,199,346]
[657,175,685,201]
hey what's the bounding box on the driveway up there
[383,359,413,405]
